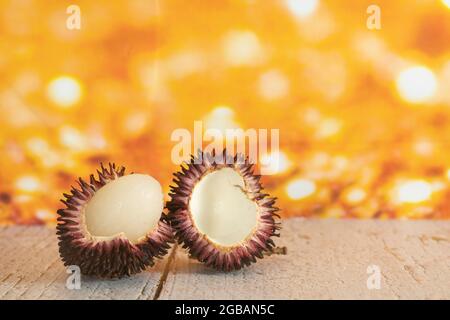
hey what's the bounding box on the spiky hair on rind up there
[167,150,281,272]
[56,163,174,279]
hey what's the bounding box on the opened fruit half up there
[167,150,281,271]
[56,163,173,278]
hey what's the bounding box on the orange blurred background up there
[1,0,450,225]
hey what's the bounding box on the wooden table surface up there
[1,218,449,300]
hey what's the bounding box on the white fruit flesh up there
[189,168,258,247]
[85,174,164,243]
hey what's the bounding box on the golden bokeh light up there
[15,176,41,193]
[222,30,264,66]
[46,76,83,108]
[396,66,437,104]
[285,0,320,18]
[260,151,291,175]
[123,112,150,137]
[344,188,366,205]
[204,106,240,134]
[315,118,342,139]
[59,126,86,151]
[286,179,317,200]
[26,137,50,156]
[35,208,54,221]
[259,70,290,101]
[442,0,450,10]
[1,1,450,224]
[395,180,432,204]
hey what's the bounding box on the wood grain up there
[157,219,450,300]
[1,219,450,300]
[0,226,164,300]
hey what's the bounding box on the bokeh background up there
[1,0,450,225]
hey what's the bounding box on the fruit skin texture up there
[56,163,173,279]
[167,150,281,272]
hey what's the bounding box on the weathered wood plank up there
[1,219,450,299]
[0,226,166,300]
[158,219,450,300]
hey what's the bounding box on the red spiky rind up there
[167,150,281,272]
[56,163,174,279]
